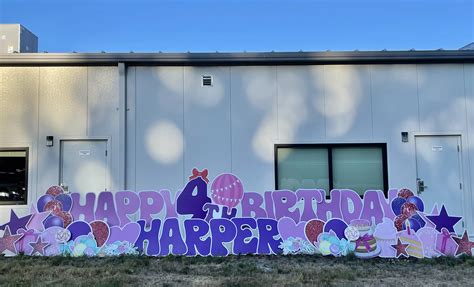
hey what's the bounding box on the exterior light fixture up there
[401,132,409,143]
[46,136,54,147]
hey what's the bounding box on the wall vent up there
[202,75,213,86]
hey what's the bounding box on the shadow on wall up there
[236,66,276,163]
[323,65,365,138]
[276,65,368,142]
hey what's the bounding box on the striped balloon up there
[210,174,244,210]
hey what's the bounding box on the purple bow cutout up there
[355,234,373,251]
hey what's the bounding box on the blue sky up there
[0,0,472,52]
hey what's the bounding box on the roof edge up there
[1,50,474,66]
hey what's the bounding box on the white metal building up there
[0,50,473,234]
[0,24,38,53]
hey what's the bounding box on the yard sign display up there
[1,168,473,258]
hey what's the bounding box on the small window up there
[202,75,213,86]
[332,147,384,194]
[275,144,387,196]
[0,148,28,205]
[277,148,330,192]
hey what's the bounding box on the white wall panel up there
[416,64,471,228]
[325,65,373,140]
[87,67,119,137]
[463,64,474,233]
[276,66,325,142]
[39,67,88,136]
[126,67,137,190]
[184,67,231,181]
[371,65,419,137]
[37,67,88,195]
[87,67,119,190]
[0,67,39,221]
[231,66,277,192]
[135,67,184,191]
[417,64,466,132]
[0,67,39,141]
[371,65,419,190]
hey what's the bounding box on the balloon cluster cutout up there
[391,189,425,232]
[37,186,73,229]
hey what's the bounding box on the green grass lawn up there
[1,254,474,286]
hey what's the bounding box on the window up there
[276,147,330,192]
[275,144,387,195]
[0,148,28,204]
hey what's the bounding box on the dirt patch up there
[1,255,473,286]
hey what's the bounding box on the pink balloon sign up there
[210,174,244,211]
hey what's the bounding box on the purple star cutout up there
[0,226,22,254]
[29,237,50,256]
[26,205,50,232]
[426,205,462,233]
[452,230,474,256]
[391,238,409,258]
[0,210,32,234]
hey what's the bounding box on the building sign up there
[0,168,472,258]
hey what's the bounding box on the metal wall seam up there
[118,62,127,190]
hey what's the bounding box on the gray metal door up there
[415,135,464,233]
[60,140,108,195]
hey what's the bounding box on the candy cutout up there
[55,229,71,243]
[344,226,360,241]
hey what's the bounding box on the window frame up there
[0,147,29,205]
[274,143,388,196]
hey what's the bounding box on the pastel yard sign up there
[1,168,473,258]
